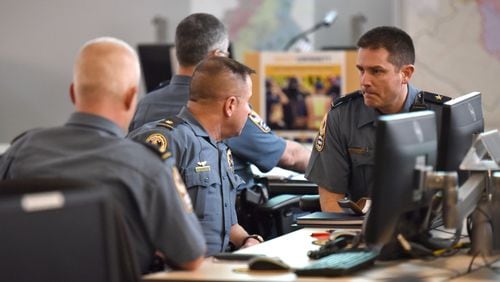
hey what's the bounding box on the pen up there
[310,232,330,239]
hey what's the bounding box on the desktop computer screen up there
[436,92,484,184]
[138,43,234,93]
[364,111,438,259]
[137,44,176,93]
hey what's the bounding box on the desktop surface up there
[143,228,499,281]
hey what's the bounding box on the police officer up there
[129,13,310,191]
[129,56,263,256]
[0,37,205,273]
[306,26,450,212]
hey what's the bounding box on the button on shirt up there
[305,84,420,201]
[0,112,205,273]
[128,107,244,255]
[129,75,286,190]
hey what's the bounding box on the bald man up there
[129,57,262,256]
[0,37,205,273]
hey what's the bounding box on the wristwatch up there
[242,234,264,246]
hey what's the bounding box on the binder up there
[296,212,364,228]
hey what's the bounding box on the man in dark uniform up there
[306,26,450,212]
[0,37,206,273]
[129,13,310,191]
[129,57,263,256]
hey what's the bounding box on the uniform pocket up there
[348,147,374,197]
[184,170,220,219]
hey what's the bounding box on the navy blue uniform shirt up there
[306,84,448,201]
[128,107,244,255]
[129,75,286,190]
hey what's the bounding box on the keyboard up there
[295,249,378,277]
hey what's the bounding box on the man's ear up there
[69,83,76,105]
[401,64,415,84]
[124,86,138,111]
[224,96,237,117]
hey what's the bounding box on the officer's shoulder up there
[10,128,43,144]
[332,91,363,109]
[138,138,173,161]
[155,116,184,131]
[421,91,452,105]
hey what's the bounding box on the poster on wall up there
[259,52,346,139]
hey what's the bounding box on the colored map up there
[192,0,313,60]
[404,0,500,130]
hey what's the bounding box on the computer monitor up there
[364,111,438,258]
[137,44,176,93]
[137,43,234,93]
[436,92,484,184]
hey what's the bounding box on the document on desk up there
[296,212,364,228]
[250,164,306,181]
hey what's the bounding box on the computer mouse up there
[248,257,291,271]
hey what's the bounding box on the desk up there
[143,228,499,281]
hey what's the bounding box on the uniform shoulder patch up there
[420,91,452,105]
[314,113,329,152]
[156,116,183,131]
[332,91,363,109]
[226,148,234,172]
[248,110,271,133]
[143,132,172,160]
[141,140,172,161]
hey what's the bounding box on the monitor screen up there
[364,111,438,257]
[436,92,484,184]
[137,44,176,93]
[138,43,234,93]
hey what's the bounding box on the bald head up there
[72,37,140,107]
[190,57,255,103]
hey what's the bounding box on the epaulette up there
[141,139,172,161]
[419,91,452,105]
[156,117,183,130]
[331,91,363,109]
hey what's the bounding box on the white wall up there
[314,0,397,48]
[5,0,494,143]
[0,0,189,142]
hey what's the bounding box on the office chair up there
[237,181,307,240]
[0,178,140,282]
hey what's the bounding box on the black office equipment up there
[213,252,264,261]
[364,111,438,259]
[295,249,378,277]
[0,178,139,282]
[137,43,234,93]
[296,211,364,228]
[307,237,350,259]
[137,44,175,92]
[436,92,484,184]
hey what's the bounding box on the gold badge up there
[172,167,193,212]
[195,161,211,173]
[435,94,443,101]
[226,148,234,172]
[315,113,328,152]
[145,133,168,153]
[248,110,271,133]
